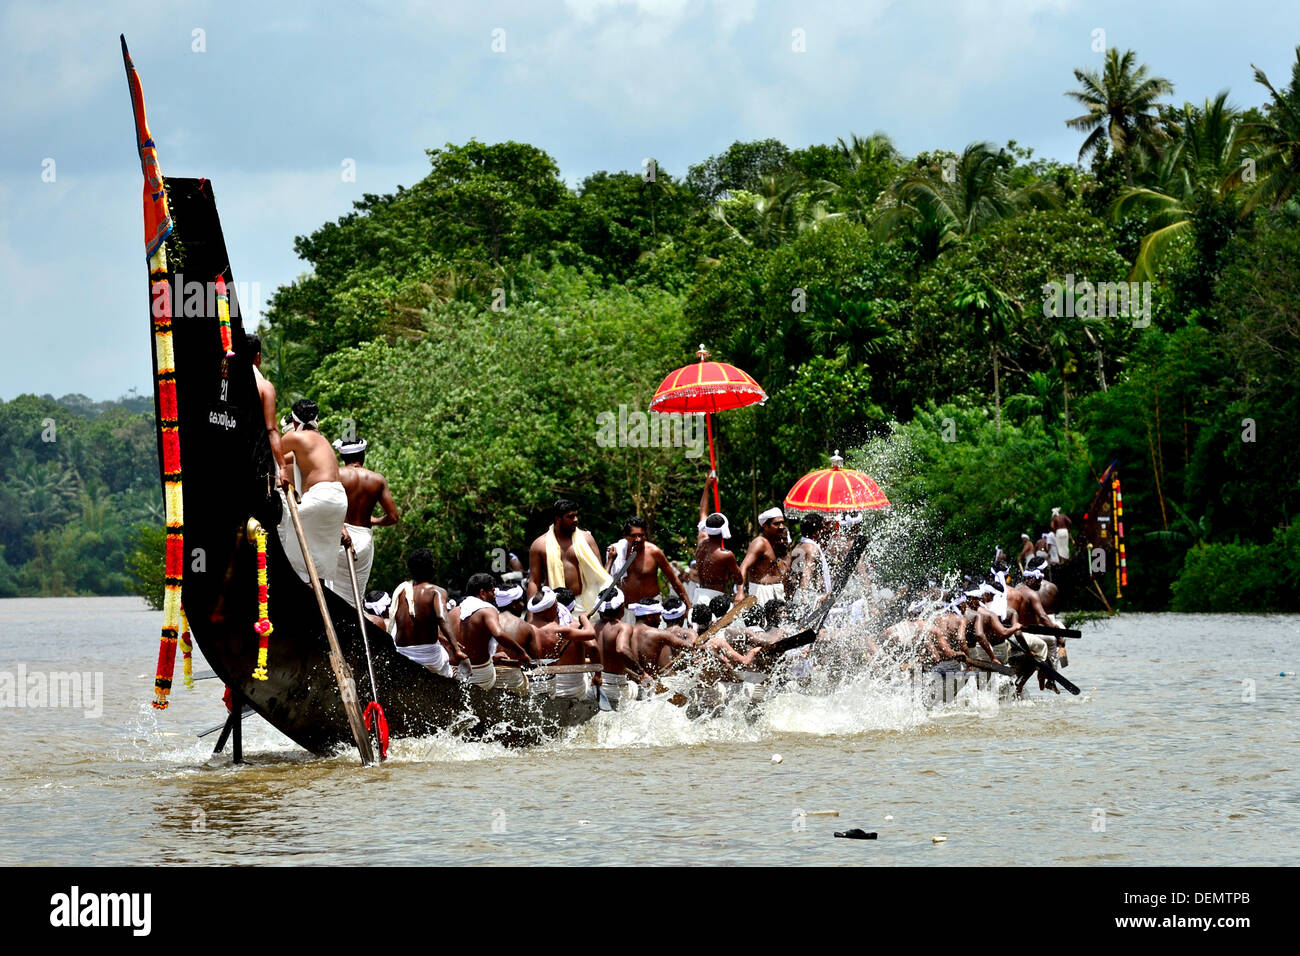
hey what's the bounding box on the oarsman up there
[958,589,1010,665]
[526,585,597,699]
[605,516,691,621]
[332,436,399,605]
[740,506,792,605]
[694,476,743,605]
[925,604,970,663]
[1042,531,1061,567]
[592,586,647,707]
[278,399,347,588]
[392,549,465,678]
[1018,561,1068,667]
[687,604,763,674]
[975,584,1053,693]
[528,499,611,616]
[1050,507,1073,562]
[1017,533,1035,570]
[787,513,832,606]
[629,599,697,676]
[457,572,533,693]
[362,589,391,631]
[493,581,539,655]
[247,333,287,481]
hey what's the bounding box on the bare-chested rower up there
[740,506,792,605]
[278,399,348,586]
[592,586,647,707]
[528,498,610,616]
[694,476,743,605]
[628,599,697,676]
[1017,562,1068,666]
[525,586,597,699]
[786,512,832,603]
[392,549,465,678]
[331,436,398,604]
[605,516,691,620]
[456,572,532,693]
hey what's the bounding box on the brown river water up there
[1,597,1296,866]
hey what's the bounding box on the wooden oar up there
[1020,624,1082,640]
[958,657,1016,677]
[199,705,252,739]
[1011,634,1081,695]
[659,595,756,677]
[345,545,386,761]
[284,488,376,766]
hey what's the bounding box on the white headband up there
[698,514,732,539]
[758,507,784,526]
[364,593,391,615]
[527,588,556,614]
[494,584,524,608]
[333,437,368,455]
[662,602,687,621]
[632,601,663,617]
[596,588,625,614]
[1023,568,1044,580]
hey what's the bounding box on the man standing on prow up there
[247,333,287,483]
[457,572,533,693]
[528,498,611,617]
[332,436,399,605]
[392,549,464,678]
[695,475,743,605]
[605,516,692,622]
[741,506,792,605]
[278,399,348,589]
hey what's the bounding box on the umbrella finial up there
[696,343,710,362]
[830,450,844,469]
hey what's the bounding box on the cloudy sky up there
[2,0,1297,401]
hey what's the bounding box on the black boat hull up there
[156,178,596,755]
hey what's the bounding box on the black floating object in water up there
[833,829,878,840]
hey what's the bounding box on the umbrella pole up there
[706,412,720,512]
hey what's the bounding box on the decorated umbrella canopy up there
[649,344,766,512]
[784,451,890,515]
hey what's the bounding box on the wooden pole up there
[345,545,385,761]
[284,488,376,766]
[706,412,720,512]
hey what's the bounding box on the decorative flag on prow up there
[123,35,185,709]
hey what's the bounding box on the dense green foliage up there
[0,393,159,597]
[21,45,1297,611]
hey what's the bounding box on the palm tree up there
[1234,46,1300,211]
[1066,48,1174,184]
[876,143,1057,260]
[953,276,1022,436]
[709,171,840,247]
[1111,92,1247,279]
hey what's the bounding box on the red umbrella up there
[650,344,766,511]
[784,451,890,514]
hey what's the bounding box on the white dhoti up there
[1009,633,1049,662]
[494,665,529,695]
[396,641,454,678]
[751,582,786,605]
[1054,528,1070,561]
[278,482,347,591]
[554,671,591,700]
[693,586,726,606]
[335,523,374,606]
[458,660,497,690]
[601,673,630,707]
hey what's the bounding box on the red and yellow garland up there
[251,524,273,680]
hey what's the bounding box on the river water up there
[1,597,1296,866]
